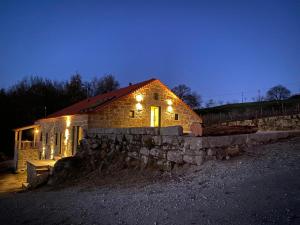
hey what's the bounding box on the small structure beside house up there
[13,78,202,172]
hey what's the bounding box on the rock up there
[185,137,203,150]
[91,143,99,149]
[167,151,183,163]
[225,145,240,157]
[152,136,162,145]
[160,126,183,136]
[140,147,150,156]
[141,155,149,168]
[207,148,216,156]
[150,148,166,159]
[183,154,204,165]
[127,151,139,159]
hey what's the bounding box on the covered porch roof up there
[13,124,40,132]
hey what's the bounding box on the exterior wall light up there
[136,103,143,111]
[136,94,143,102]
[34,129,39,134]
[167,105,173,113]
[166,99,173,105]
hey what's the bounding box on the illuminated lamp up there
[167,105,173,113]
[136,94,143,102]
[166,99,173,105]
[136,103,143,111]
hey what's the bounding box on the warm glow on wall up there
[167,105,173,113]
[166,99,173,105]
[64,128,69,145]
[66,116,71,128]
[136,94,143,102]
[42,147,45,159]
[50,146,54,159]
[136,103,143,111]
[34,128,39,134]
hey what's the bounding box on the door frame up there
[150,106,161,127]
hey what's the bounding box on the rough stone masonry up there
[77,127,300,170]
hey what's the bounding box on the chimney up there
[129,82,132,86]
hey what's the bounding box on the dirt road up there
[0,137,299,225]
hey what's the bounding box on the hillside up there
[196,95,300,125]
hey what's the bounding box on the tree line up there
[203,85,293,108]
[0,74,120,158]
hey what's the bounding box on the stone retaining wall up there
[81,126,300,171]
[221,114,300,131]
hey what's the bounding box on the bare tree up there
[90,74,120,96]
[172,84,202,108]
[266,85,291,101]
[205,99,216,108]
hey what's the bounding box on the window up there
[40,132,43,142]
[154,93,159,100]
[129,110,135,118]
[175,114,179,120]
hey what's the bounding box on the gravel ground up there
[0,137,300,225]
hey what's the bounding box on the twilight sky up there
[0,0,299,103]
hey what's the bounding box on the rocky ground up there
[0,137,299,225]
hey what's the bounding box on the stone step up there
[22,182,30,189]
[36,168,49,175]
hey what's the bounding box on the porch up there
[13,124,41,172]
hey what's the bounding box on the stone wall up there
[36,114,88,159]
[221,114,300,131]
[88,80,202,133]
[17,149,40,171]
[81,126,300,171]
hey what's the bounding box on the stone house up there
[13,78,202,171]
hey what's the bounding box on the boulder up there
[167,151,183,163]
[140,147,150,156]
[149,148,166,159]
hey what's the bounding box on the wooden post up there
[73,126,78,156]
[33,130,37,148]
[18,130,22,150]
[13,131,19,172]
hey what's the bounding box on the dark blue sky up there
[0,0,299,103]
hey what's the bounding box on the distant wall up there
[221,114,300,131]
